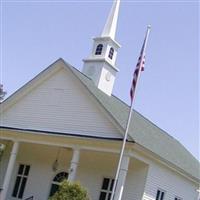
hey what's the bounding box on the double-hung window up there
[99,178,114,200]
[12,164,30,199]
[156,189,165,200]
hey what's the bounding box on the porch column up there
[68,148,80,181]
[114,155,130,200]
[0,141,20,200]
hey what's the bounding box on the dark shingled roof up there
[63,59,200,182]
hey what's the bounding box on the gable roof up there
[1,58,199,182]
[63,59,200,182]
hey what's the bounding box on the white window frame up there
[108,47,114,59]
[99,177,114,200]
[156,188,166,200]
[95,44,103,55]
[49,171,68,197]
[12,163,31,199]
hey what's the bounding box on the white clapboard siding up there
[1,65,121,138]
[143,159,198,200]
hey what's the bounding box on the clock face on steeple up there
[105,71,111,81]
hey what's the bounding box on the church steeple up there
[101,0,120,39]
[82,0,121,96]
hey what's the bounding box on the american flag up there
[130,27,150,103]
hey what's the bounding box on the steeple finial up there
[101,0,121,39]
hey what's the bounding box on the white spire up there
[101,0,121,40]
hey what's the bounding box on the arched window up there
[95,44,103,55]
[108,47,114,59]
[49,171,68,197]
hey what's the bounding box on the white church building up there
[0,0,199,200]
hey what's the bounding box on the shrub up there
[0,144,5,161]
[49,180,90,200]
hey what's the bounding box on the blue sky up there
[1,0,199,159]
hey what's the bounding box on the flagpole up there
[110,25,151,200]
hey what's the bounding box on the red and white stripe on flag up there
[129,26,150,104]
[130,51,145,103]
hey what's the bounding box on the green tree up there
[0,84,6,102]
[49,180,90,200]
[0,144,5,161]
